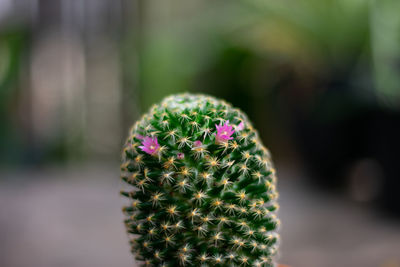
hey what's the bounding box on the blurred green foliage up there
[135,0,373,107]
[0,28,28,164]
[1,0,400,165]
[130,0,385,157]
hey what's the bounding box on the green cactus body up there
[121,94,280,267]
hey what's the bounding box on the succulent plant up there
[121,94,280,267]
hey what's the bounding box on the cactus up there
[121,94,280,267]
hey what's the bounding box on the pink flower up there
[236,122,244,131]
[215,120,235,143]
[136,134,144,140]
[193,140,202,147]
[177,152,185,159]
[139,136,160,155]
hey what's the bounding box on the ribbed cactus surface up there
[121,94,280,267]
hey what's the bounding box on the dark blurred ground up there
[1,164,399,267]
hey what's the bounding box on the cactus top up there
[121,94,280,267]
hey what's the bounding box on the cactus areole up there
[121,94,280,267]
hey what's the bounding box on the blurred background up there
[1,0,400,266]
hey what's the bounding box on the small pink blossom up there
[193,140,202,147]
[215,120,235,144]
[136,134,144,140]
[177,152,185,159]
[236,122,244,131]
[139,136,160,155]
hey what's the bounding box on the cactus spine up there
[121,94,280,267]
